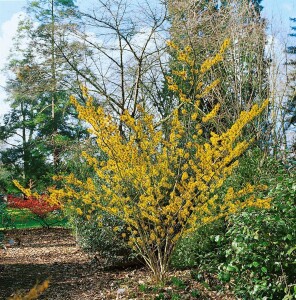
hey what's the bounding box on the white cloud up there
[0,12,26,121]
[281,3,293,11]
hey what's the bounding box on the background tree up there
[0,158,12,194]
[27,0,79,169]
[0,97,52,191]
[166,0,269,146]
[286,17,296,154]
[0,44,52,189]
[0,1,86,189]
[57,0,168,123]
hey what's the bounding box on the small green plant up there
[171,277,186,290]
[172,150,295,298]
[283,284,296,300]
[154,293,165,300]
[139,283,148,293]
[70,209,140,268]
[191,289,201,297]
[171,293,181,300]
[171,219,227,271]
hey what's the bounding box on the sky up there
[0,0,296,121]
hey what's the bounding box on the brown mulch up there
[0,228,236,299]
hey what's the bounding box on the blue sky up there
[0,1,295,27]
[0,0,296,118]
[0,1,25,24]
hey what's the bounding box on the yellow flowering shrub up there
[49,41,271,282]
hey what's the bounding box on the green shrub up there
[70,209,140,268]
[171,219,227,271]
[0,201,15,229]
[220,173,296,299]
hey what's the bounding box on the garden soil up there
[0,228,235,299]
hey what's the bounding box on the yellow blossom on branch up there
[202,103,221,123]
[8,280,50,300]
[200,39,230,74]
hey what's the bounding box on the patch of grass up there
[0,208,68,229]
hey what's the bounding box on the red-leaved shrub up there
[7,194,61,228]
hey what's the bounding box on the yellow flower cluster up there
[12,180,32,197]
[195,79,220,99]
[12,180,61,208]
[200,39,230,74]
[166,40,178,51]
[202,103,221,123]
[8,280,50,300]
[172,70,187,80]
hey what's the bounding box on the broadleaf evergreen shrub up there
[171,219,227,271]
[220,172,296,299]
[70,209,140,268]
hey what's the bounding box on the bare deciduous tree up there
[58,0,169,125]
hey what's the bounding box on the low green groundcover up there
[0,208,67,229]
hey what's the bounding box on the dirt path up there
[0,228,149,299]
